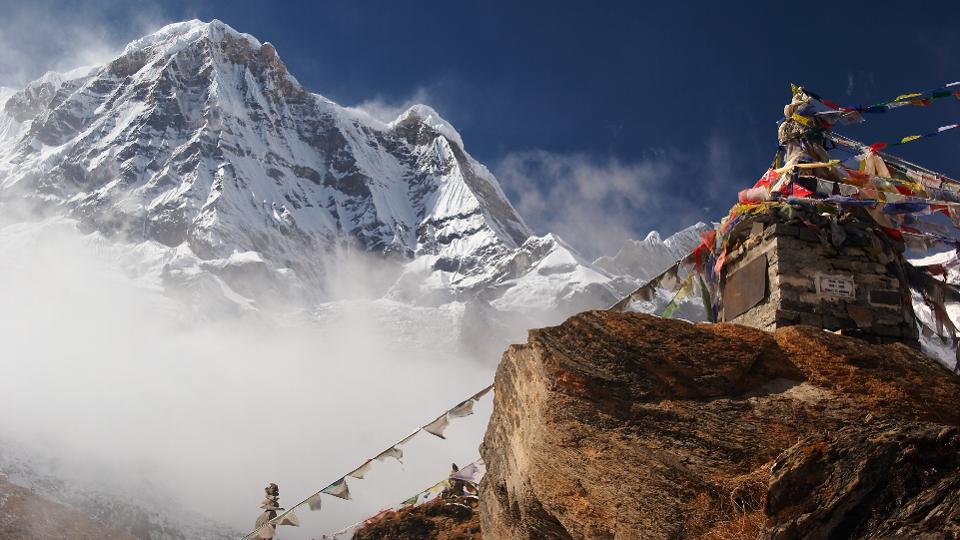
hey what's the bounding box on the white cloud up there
[0,217,495,538]
[0,1,170,88]
[349,87,436,123]
[495,150,712,259]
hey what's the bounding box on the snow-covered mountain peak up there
[122,19,260,57]
[594,222,710,282]
[0,19,713,325]
[391,104,464,149]
[0,20,550,310]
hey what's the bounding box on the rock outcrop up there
[0,475,135,539]
[352,496,481,540]
[479,311,960,539]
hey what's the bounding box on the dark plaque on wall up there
[722,254,767,321]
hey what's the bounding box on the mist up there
[0,215,500,538]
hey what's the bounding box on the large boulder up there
[479,311,960,539]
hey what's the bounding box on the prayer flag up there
[450,460,487,484]
[270,510,300,527]
[448,399,475,418]
[348,460,374,480]
[321,478,351,500]
[306,493,323,511]
[375,446,403,463]
[423,413,450,439]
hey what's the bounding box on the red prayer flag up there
[879,226,904,241]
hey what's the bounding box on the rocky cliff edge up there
[480,311,960,539]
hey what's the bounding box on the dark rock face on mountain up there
[0,475,136,540]
[479,311,960,539]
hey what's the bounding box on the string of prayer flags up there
[321,478,352,500]
[323,458,488,539]
[400,479,450,507]
[244,384,497,539]
[809,81,960,121]
[867,122,960,153]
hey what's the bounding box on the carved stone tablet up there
[722,254,767,320]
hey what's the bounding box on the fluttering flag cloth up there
[321,478,352,500]
[396,479,452,509]
[270,510,300,526]
[374,446,403,463]
[883,201,930,214]
[471,385,493,401]
[306,492,323,511]
[450,459,486,484]
[658,264,680,291]
[422,413,450,439]
[348,460,374,480]
[809,81,960,122]
[448,399,475,418]
[397,429,420,446]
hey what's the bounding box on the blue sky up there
[2,0,959,256]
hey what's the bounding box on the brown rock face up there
[352,497,481,540]
[0,476,136,540]
[479,311,960,539]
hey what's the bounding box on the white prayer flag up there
[270,510,300,527]
[306,492,323,511]
[448,399,475,418]
[423,413,450,439]
[321,478,351,500]
[450,459,486,484]
[348,460,374,480]
[375,446,403,463]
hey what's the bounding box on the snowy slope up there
[594,222,709,282]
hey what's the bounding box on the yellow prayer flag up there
[791,113,812,126]
[900,135,921,144]
[895,92,922,101]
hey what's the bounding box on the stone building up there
[719,208,920,348]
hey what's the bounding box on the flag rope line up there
[319,457,483,539]
[240,384,493,539]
